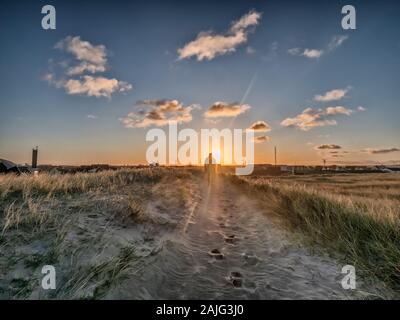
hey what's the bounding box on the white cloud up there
[56,36,107,65]
[46,36,132,98]
[288,48,301,55]
[325,106,353,116]
[288,47,323,59]
[63,76,132,98]
[204,101,251,118]
[177,31,247,61]
[315,88,349,102]
[328,35,349,51]
[280,106,353,131]
[44,73,63,88]
[87,114,98,119]
[56,36,107,76]
[177,10,261,61]
[357,106,366,112]
[303,49,323,59]
[120,99,195,128]
[66,62,106,76]
[288,34,348,60]
[230,10,261,32]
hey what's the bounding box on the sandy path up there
[112,175,358,299]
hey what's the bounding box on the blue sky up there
[1,0,399,165]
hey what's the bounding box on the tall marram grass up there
[229,175,400,291]
[0,168,194,298]
[0,168,189,232]
[0,168,163,201]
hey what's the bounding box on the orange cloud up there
[120,99,195,128]
[248,121,271,132]
[204,102,250,118]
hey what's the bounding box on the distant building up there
[0,159,31,175]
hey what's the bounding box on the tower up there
[32,147,38,169]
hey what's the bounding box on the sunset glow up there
[0,1,399,167]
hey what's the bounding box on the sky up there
[0,0,399,166]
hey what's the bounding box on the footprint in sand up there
[242,252,260,266]
[208,249,224,260]
[224,234,238,244]
[229,271,243,287]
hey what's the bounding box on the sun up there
[212,149,221,164]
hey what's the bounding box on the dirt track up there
[111,175,369,299]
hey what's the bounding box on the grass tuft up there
[229,174,400,292]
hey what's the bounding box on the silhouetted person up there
[205,153,217,185]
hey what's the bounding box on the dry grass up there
[0,168,195,299]
[268,173,400,204]
[0,168,162,200]
[229,173,400,292]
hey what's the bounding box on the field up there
[229,173,400,293]
[0,168,197,299]
[0,169,399,299]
